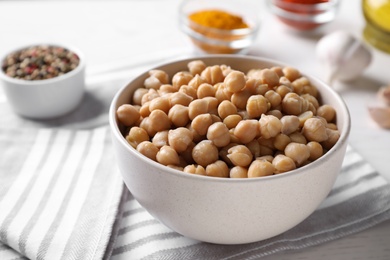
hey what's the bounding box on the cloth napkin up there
[1,62,390,260]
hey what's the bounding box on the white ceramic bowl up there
[109,55,350,244]
[0,43,85,119]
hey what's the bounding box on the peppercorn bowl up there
[0,43,85,119]
[178,0,261,54]
[109,55,350,244]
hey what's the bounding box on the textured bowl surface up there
[109,55,350,244]
[0,43,85,119]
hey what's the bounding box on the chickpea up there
[219,142,238,166]
[248,159,275,178]
[141,89,159,105]
[188,60,206,76]
[183,164,206,175]
[282,92,306,115]
[258,68,280,88]
[317,104,336,123]
[275,84,292,99]
[289,131,307,144]
[137,141,159,161]
[298,111,314,127]
[223,114,242,129]
[271,66,284,77]
[273,154,296,174]
[126,127,149,148]
[203,97,219,115]
[159,84,178,95]
[231,89,252,110]
[227,145,253,167]
[224,70,246,93]
[197,83,216,98]
[206,160,229,178]
[279,76,293,88]
[139,101,151,118]
[149,69,169,84]
[172,71,193,89]
[282,67,300,82]
[301,94,320,109]
[280,115,300,135]
[132,88,148,106]
[230,166,248,178]
[327,123,338,130]
[218,100,237,120]
[188,74,207,90]
[321,128,340,150]
[168,127,193,153]
[169,92,193,107]
[258,137,275,150]
[116,104,140,127]
[179,85,197,99]
[191,113,213,136]
[302,117,328,142]
[259,114,282,139]
[291,77,310,94]
[149,109,171,132]
[274,133,291,151]
[234,119,259,144]
[168,104,190,127]
[201,65,224,85]
[237,110,250,120]
[246,95,269,119]
[265,90,282,109]
[215,83,233,103]
[246,139,261,158]
[187,123,204,143]
[192,140,219,167]
[144,75,162,89]
[302,84,318,97]
[256,155,274,163]
[266,109,283,119]
[284,142,310,166]
[245,78,268,95]
[307,141,323,161]
[152,130,169,148]
[156,145,180,166]
[149,96,170,114]
[188,99,209,120]
[179,141,196,165]
[207,122,230,147]
[139,117,157,137]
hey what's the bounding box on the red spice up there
[275,0,330,30]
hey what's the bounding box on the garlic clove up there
[377,85,390,106]
[368,107,390,129]
[316,31,372,84]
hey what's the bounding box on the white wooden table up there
[0,0,389,259]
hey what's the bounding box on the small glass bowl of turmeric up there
[179,0,261,54]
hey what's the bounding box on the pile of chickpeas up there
[116,60,340,178]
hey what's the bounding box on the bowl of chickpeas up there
[109,55,350,244]
[0,43,85,119]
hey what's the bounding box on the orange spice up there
[189,10,249,30]
[188,9,250,54]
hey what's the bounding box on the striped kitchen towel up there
[108,145,390,259]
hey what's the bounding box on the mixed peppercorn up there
[1,45,80,80]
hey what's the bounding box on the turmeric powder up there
[189,9,249,30]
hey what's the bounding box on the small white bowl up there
[0,43,85,119]
[109,55,351,244]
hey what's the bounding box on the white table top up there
[1,0,389,259]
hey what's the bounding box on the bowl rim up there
[0,42,86,85]
[267,0,341,11]
[109,54,351,183]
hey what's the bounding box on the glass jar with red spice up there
[267,0,341,31]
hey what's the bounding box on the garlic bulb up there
[368,107,390,129]
[378,85,390,106]
[316,31,372,84]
